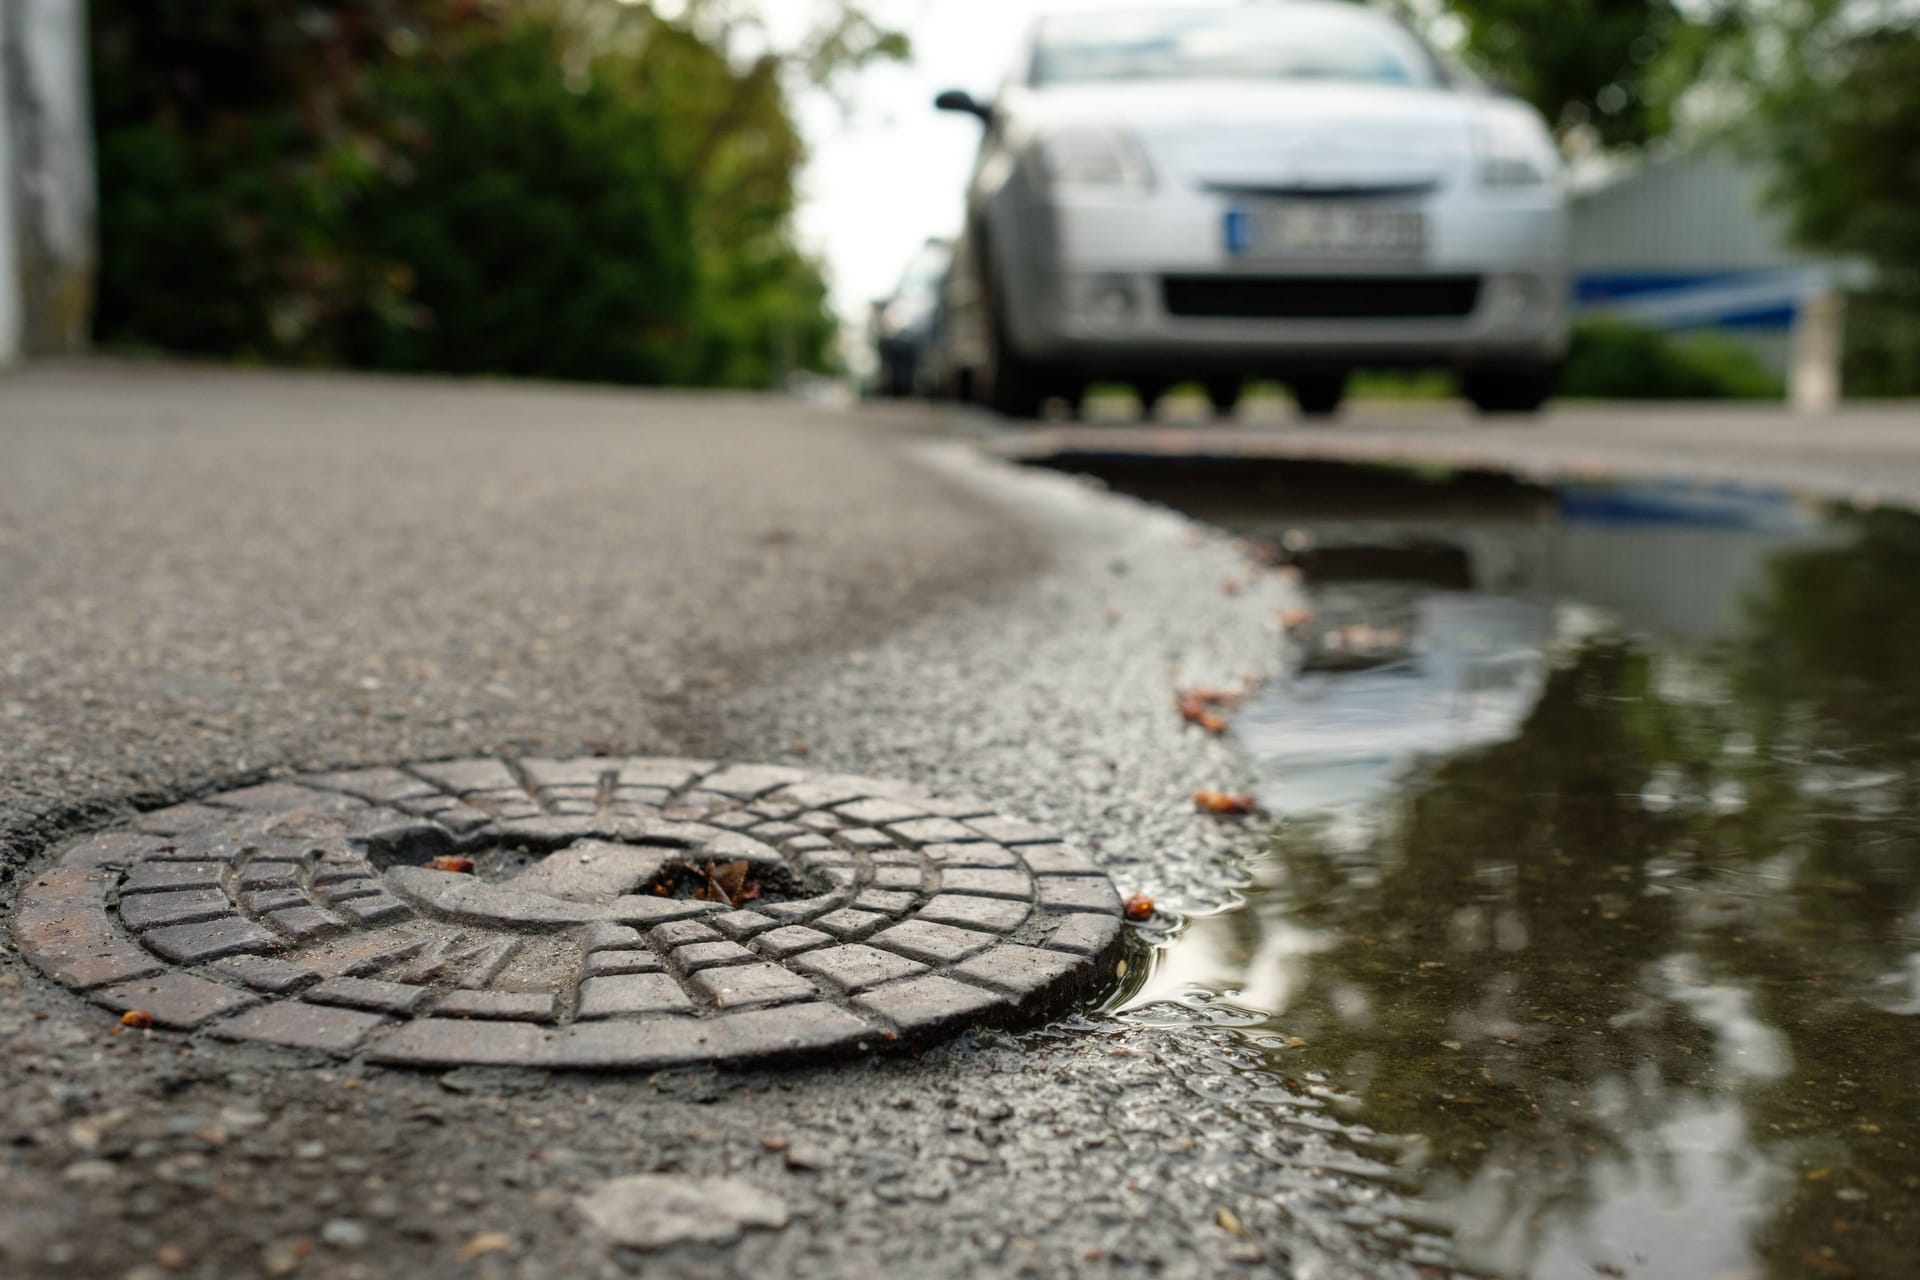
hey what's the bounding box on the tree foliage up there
[89,0,900,386]
[1435,0,1736,149]
[1749,10,1920,296]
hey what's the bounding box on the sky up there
[787,0,1189,313]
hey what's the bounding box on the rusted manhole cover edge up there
[12,758,1127,1070]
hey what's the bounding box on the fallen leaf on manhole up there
[456,1232,512,1261]
[693,859,761,908]
[1122,893,1155,922]
[1215,1207,1249,1237]
[429,856,476,874]
[120,1010,155,1029]
[1193,789,1256,816]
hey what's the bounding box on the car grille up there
[1161,275,1482,320]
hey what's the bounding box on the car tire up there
[1291,373,1347,419]
[977,261,1050,420]
[1462,363,1558,416]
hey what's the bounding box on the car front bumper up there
[994,186,1569,376]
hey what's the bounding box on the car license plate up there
[1226,204,1425,258]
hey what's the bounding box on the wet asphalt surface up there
[0,365,1434,1280]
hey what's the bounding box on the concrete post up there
[1789,289,1845,414]
[0,0,95,365]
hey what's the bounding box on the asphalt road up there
[3,364,1441,1280]
[13,368,1917,1279]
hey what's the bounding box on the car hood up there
[1017,81,1487,190]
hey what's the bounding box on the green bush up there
[89,1,842,387]
[339,24,695,383]
[1840,290,1920,397]
[1562,317,1784,399]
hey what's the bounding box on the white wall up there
[1,0,95,363]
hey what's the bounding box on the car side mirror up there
[934,89,993,123]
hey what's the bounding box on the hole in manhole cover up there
[14,759,1128,1069]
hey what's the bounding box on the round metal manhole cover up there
[14,759,1126,1069]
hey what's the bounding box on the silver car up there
[935,1,1568,419]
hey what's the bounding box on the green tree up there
[88,0,904,385]
[1436,0,1737,148]
[340,18,697,383]
[1750,13,1920,295]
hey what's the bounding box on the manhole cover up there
[14,759,1126,1068]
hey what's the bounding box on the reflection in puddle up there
[1077,460,1920,1279]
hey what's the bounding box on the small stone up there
[320,1219,370,1250]
[576,1175,788,1249]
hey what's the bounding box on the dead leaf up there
[695,859,754,909]
[1176,687,1245,734]
[1194,789,1257,816]
[456,1233,513,1261]
[1215,1207,1249,1237]
[429,856,476,874]
[1122,893,1155,922]
[120,1010,155,1029]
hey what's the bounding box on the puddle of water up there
[1080,460,1920,1280]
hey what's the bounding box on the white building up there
[1568,142,1863,409]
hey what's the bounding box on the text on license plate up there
[1226,205,1426,257]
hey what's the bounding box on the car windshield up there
[1030,4,1443,89]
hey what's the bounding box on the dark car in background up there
[869,238,954,398]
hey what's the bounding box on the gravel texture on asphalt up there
[1,365,1444,1280]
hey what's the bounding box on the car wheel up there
[1462,364,1558,416]
[1204,379,1240,419]
[978,263,1049,420]
[1291,372,1347,419]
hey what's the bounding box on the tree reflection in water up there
[1132,506,1920,1280]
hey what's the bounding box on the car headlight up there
[1033,128,1155,191]
[1474,113,1558,188]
